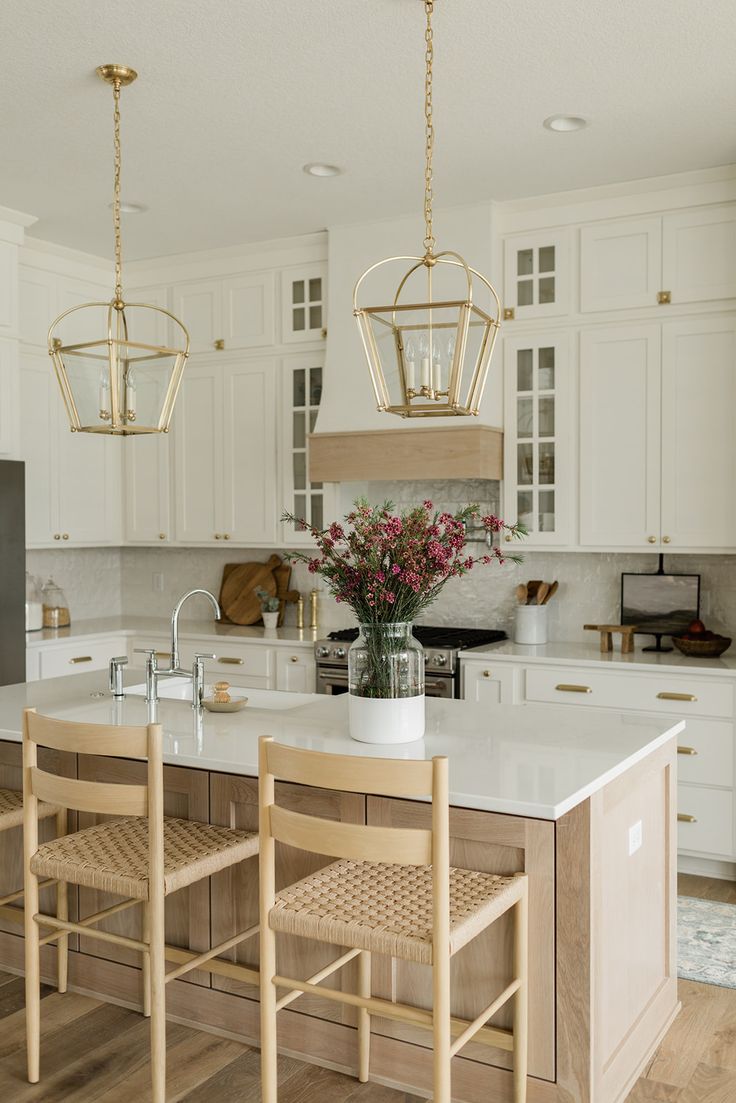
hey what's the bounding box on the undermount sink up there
[125,680,314,710]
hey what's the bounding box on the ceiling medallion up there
[353,0,501,418]
[48,65,189,435]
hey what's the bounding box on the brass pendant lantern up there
[48,65,189,435]
[353,1,501,418]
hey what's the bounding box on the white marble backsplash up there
[26,548,124,622]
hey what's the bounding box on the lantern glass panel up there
[59,345,111,428]
[116,344,182,429]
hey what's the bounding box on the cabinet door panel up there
[367,797,555,1081]
[20,355,59,544]
[57,431,122,544]
[77,757,211,987]
[126,285,171,348]
[19,266,56,348]
[281,265,326,343]
[221,360,277,543]
[663,206,736,304]
[0,242,18,335]
[209,772,364,1024]
[173,364,221,542]
[173,281,222,355]
[124,432,172,543]
[503,231,569,319]
[580,325,661,547]
[580,218,662,312]
[223,273,275,349]
[461,662,517,705]
[661,315,736,547]
[275,650,316,693]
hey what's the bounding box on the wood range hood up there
[308,425,503,483]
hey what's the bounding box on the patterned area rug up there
[678,895,736,989]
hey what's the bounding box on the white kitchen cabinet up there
[281,264,326,343]
[580,217,662,313]
[461,660,518,705]
[124,432,172,544]
[579,324,662,547]
[0,337,18,456]
[281,352,336,543]
[126,285,172,348]
[20,352,122,547]
[19,265,55,348]
[503,231,569,320]
[275,648,316,693]
[662,206,736,305]
[0,242,18,337]
[173,272,275,355]
[660,315,736,549]
[503,332,572,545]
[173,359,278,545]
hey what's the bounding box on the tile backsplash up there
[23,479,736,643]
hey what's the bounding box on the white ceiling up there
[2,0,735,260]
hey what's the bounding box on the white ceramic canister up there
[514,604,548,645]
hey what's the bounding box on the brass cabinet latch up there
[657,291,671,305]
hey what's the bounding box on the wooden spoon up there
[515,583,528,605]
[541,580,559,605]
[536,582,550,606]
[526,580,542,604]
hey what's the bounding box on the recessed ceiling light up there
[543,115,588,133]
[108,200,148,213]
[302,163,343,178]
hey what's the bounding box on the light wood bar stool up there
[22,708,260,1103]
[0,789,68,990]
[258,737,529,1103]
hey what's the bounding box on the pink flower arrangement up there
[283,498,525,625]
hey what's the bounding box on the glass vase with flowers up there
[284,499,524,743]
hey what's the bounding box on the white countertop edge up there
[461,640,736,678]
[26,619,319,651]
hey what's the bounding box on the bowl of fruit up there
[672,620,732,658]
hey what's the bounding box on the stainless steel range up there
[314,626,506,698]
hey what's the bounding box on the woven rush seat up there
[30,815,258,900]
[270,859,524,966]
[0,788,58,831]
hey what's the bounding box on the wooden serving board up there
[272,559,298,627]
[219,557,279,625]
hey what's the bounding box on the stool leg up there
[141,903,151,1018]
[148,886,166,1103]
[358,950,371,1082]
[259,919,278,1102]
[432,945,452,1103]
[513,881,529,1103]
[55,810,68,995]
[24,870,40,1082]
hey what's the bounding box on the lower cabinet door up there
[275,650,317,693]
[366,796,555,1082]
[0,741,77,941]
[209,772,364,1023]
[461,662,517,705]
[677,784,735,859]
[76,757,211,987]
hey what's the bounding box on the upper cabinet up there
[503,231,570,320]
[580,206,736,313]
[281,264,326,343]
[503,332,572,545]
[173,272,276,355]
[280,352,336,544]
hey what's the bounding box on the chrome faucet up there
[136,589,222,708]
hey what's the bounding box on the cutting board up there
[220,556,280,625]
[272,559,299,626]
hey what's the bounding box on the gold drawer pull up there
[555,684,592,694]
[677,813,697,823]
[155,651,170,661]
[218,656,245,665]
[677,746,698,756]
[482,670,493,679]
[657,692,697,702]
[69,656,92,664]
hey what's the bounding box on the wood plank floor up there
[0,874,732,1101]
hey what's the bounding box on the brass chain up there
[112,79,123,303]
[423,0,435,256]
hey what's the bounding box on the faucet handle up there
[194,652,216,661]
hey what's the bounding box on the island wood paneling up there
[209,771,364,1024]
[76,757,211,989]
[366,796,555,1083]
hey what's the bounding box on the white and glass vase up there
[347,622,425,744]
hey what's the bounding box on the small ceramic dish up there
[201,695,248,713]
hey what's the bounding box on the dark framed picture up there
[621,570,701,637]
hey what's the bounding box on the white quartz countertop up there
[0,671,683,821]
[461,638,736,677]
[26,616,319,649]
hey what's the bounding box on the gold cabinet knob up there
[482,670,492,678]
[223,533,230,540]
[214,338,225,350]
[663,535,671,544]
[647,536,657,544]
[53,533,61,540]
[503,307,515,320]
[290,655,299,663]
[504,534,512,542]
[158,533,166,540]
[214,533,222,540]
[62,533,69,540]
[657,291,672,305]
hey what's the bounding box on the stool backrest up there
[22,708,161,818]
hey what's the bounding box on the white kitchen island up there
[0,673,683,1103]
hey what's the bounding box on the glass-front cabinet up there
[282,264,326,343]
[503,332,571,546]
[281,353,334,544]
[503,231,569,320]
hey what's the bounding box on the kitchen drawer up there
[179,641,273,680]
[524,666,734,719]
[38,637,120,680]
[461,661,518,705]
[676,719,734,788]
[677,784,734,859]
